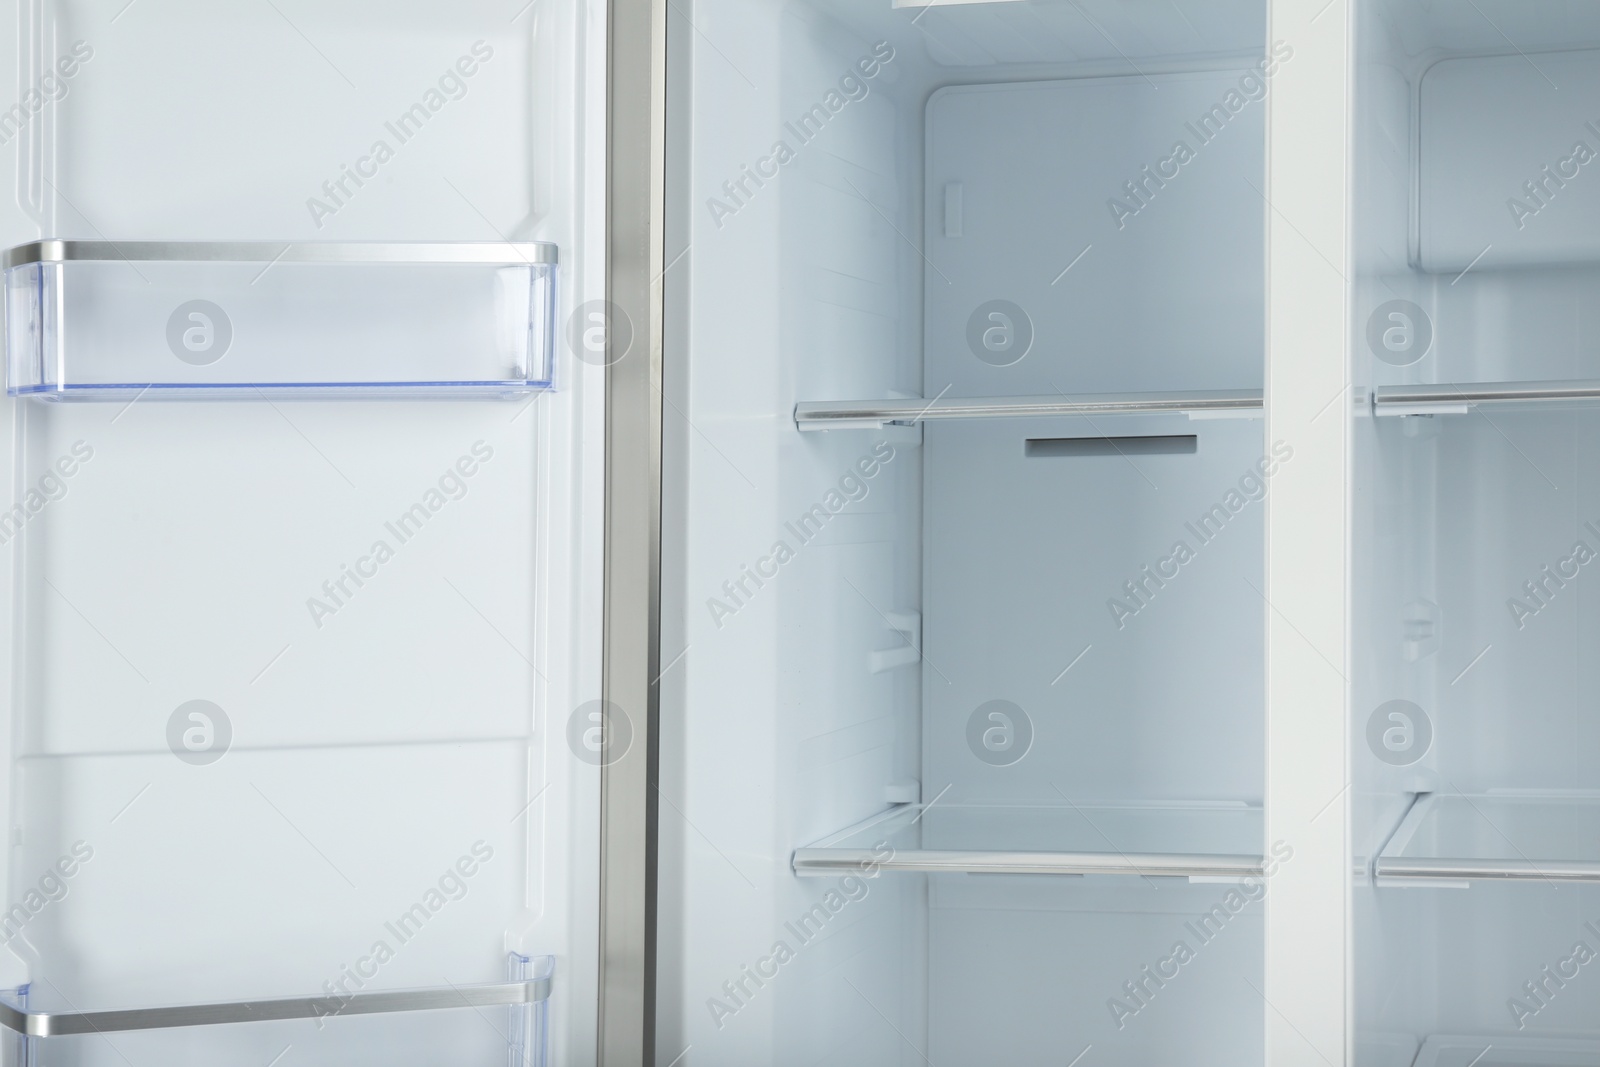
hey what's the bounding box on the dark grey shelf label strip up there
[1026,434,1198,458]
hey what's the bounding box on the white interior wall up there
[770,4,926,1061]
[1379,0,1600,59]
[1421,408,1600,1041]
[1352,1,1436,1060]
[930,876,1263,1067]
[662,1,923,1063]
[883,0,1262,70]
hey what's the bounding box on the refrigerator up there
[0,0,1596,1065]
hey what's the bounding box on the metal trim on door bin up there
[2,241,557,269]
[0,977,552,1038]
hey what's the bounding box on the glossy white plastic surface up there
[0,3,606,1065]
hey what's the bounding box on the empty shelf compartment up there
[1376,794,1600,885]
[793,802,1264,880]
[3,241,557,398]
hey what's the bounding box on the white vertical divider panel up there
[0,9,18,993]
[1266,1,1351,1066]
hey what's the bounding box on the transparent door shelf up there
[4,241,557,398]
[793,802,1264,881]
[1375,794,1600,885]
[794,389,1264,430]
[0,954,551,1066]
[1413,1036,1600,1067]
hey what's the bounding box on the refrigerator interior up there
[660,2,1273,1064]
[0,2,606,1065]
[1353,1,1600,1063]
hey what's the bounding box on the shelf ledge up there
[795,389,1264,430]
[794,801,1265,881]
[1375,793,1600,886]
[0,967,551,1037]
[1413,1034,1600,1067]
[1373,379,1600,416]
[794,847,1263,879]
[4,240,557,268]
[1373,857,1600,883]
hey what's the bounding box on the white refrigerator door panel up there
[0,2,608,1065]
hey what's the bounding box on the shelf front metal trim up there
[4,240,558,270]
[1372,792,1600,886]
[1373,857,1600,885]
[1373,379,1600,415]
[0,976,551,1038]
[795,389,1264,429]
[793,847,1264,879]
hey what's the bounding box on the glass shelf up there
[1375,794,1600,885]
[1413,1036,1600,1067]
[794,389,1264,430]
[4,241,557,399]
[0,954,551,1067]
[793,802,1264,880]
[1372,380,1600,416]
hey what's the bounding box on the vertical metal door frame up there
[601,0,666,1064]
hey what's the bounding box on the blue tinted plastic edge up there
[12,379,554,399]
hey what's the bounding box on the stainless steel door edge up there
[601,0,667,1065]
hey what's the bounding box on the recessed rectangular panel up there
[1420,50,1600,271]
[924,74,1265,396]
[924,416,1267,803]
[1025,434,1197,458]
